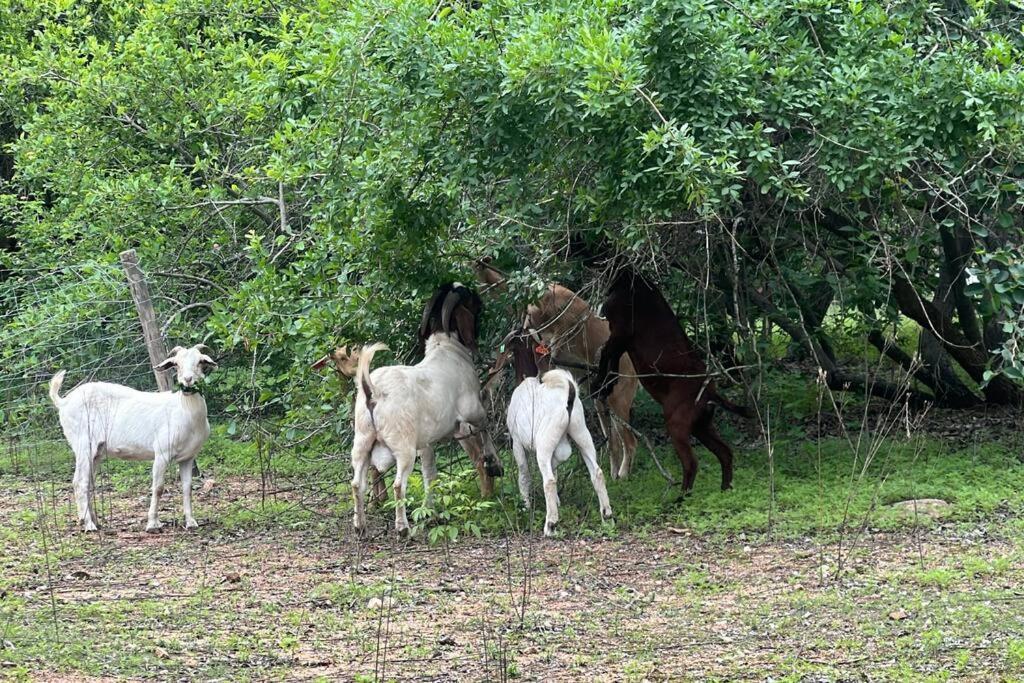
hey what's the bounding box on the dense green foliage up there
[2,0,1024,440]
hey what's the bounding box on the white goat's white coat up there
[507,369,612,536]
[351,334,494,534]
[48,345,216,532]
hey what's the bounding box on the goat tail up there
[356,343,388,406]
[541,369,578,417]
[49,370,67,408]
[708,388,754,419]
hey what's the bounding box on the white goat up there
[350,334,498,535]
[496,331,612,536]
[48,344,217,532]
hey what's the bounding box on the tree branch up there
[866,330,979,408]
[747,287,933,408]
[812,207,1022,406]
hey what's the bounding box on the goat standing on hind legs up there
[595,268,752,494]
[349,283,501,537]
[415,281,504,496]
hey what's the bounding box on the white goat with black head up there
[489,327,612,536]
[350,283,501,536]
[48,344,217,532]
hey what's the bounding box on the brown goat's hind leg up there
[667,432,699,493]
[369,466,387,506]
[693,420,734,491]
[595,400,623,480]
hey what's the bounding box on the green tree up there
[3,0,1023,438]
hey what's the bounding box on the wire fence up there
[1,263,159,447]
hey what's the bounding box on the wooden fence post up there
[120,249,173,391]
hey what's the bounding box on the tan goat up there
[311,346,387,505]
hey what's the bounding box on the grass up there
[2,374,1024,680]
[466,428,1024,542]
[5,412,1024,544]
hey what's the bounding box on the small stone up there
[889,609,909,621]
[367,597,383,610]
[889,499,951,519]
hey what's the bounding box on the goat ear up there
[199,355,218,369]
[155,357,177,372]
[440,289,466,337]
[452,307,477,350]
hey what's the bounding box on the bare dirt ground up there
[3,474,1024,682]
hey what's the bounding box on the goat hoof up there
[721,483,733,492]
[485,463,504,477]
[396,526,410,539]
[184,518,199,530]
[145,521,163,533]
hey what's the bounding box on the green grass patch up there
[460,430,1024,540]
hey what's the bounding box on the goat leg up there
[146,455,170,532]
[594,336,628,399]
[179,459,199,529]
[369,466,387,506]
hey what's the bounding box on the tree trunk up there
[747,288,934,408]
[916,260,978,406]
[813,207,1023,406]
[890,274,1021,405]
[786,279,833,359]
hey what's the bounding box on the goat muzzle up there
[484,454,504,478]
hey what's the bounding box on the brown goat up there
[595,268,751,493]
[474,261,640,479]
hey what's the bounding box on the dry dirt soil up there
[2,476,1023,682]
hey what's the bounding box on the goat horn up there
[418,288,446,341]
[195,343,214,354]
[440,289,466,337]
[168,346,185,356]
